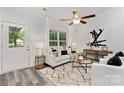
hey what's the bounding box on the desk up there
[83,49,113,61]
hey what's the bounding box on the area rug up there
[40,62,91,86]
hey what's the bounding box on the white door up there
[2,21,30,73]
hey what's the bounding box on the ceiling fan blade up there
[60,19,72,21]
[80,20,87,24]
[68,22,73,25]
[81,14,96,19]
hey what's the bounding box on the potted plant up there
[78,52,86,60]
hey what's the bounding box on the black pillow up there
[52,49,57,52]
[107,56,122,66]
[61,50,68,55]
[115,51,124,57]
[71,51,76,54]
[51,48,57,52]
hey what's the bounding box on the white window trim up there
[49,30,67,47]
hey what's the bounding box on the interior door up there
[2,21,30,73]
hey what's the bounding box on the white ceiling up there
[23,7,111,19]
[15,7,111,24]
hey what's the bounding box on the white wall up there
[87,8,124,53]
[0,8,45,70]
[2,7,124,71]
[0,8,2,71]
[70,23,91,52]
[0,8,70,73]
[44,17,69,50]
[71,8,124,53]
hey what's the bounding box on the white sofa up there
[91,56,124,86]
[45,47,71,68]
[45,54,70,68]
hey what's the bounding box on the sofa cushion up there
[51,48,58,57]
[61,50,68,55]
[52,49,57,52]
[115,51,124,57]
[66,47,71,54]
[71,51,76,54]
[55,55,70,62]
[52,52,58,57]
[45,47,52,55]
[107,56,122,66]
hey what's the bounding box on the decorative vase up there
[78,56,83,60]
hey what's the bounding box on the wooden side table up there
[35,55,45,69]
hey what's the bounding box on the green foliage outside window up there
[49,30,58,40]
[9,26,24,48]
[59,32,66,40]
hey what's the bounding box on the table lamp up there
[71,42,76,51]
[35,42,44,56]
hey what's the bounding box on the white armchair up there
[91,56,124,86]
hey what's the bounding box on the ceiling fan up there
[60,11,96,25]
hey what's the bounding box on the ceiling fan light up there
[74,14,79,19]
[73,19,80,24]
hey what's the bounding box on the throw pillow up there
[107,56,122,66]
[51,48,58,57]
[71,51,76,54]
[115,51,124,57]
[52,49,57,52]
[51,48,57,52]
[52,52,58,57]
[61,50,68,55]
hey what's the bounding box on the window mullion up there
[58,31,59,48]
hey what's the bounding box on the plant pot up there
[78,56,83,60]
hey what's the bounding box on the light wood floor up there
[0,67,54,86]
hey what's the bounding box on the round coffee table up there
[73,59,93,73]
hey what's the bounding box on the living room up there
[0,7,124,86]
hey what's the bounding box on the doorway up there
[1,21,30,73]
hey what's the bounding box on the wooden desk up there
[83,49,113,61]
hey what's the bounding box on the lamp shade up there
[35,42,44,48]
[71,42,76,47]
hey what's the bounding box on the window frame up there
[49,30,67,47]
[9,26,25,48]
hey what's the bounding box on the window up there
[49,30,58,46]
[9,26,24,48]
[49,30,67,46]
[59,32,66,46]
